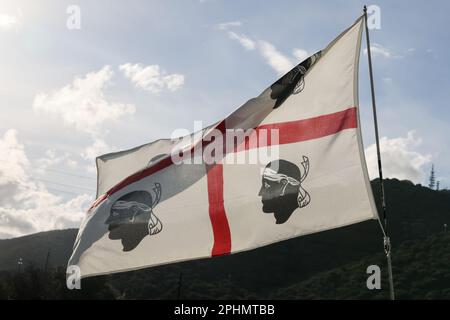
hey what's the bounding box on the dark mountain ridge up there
[0,178,449,299]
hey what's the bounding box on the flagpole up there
[363,5,395,300]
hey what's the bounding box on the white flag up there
[68,16,378,278]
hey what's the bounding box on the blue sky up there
[0,0,448,238]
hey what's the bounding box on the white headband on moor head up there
[111,200,151,212]
[263,167,300,186]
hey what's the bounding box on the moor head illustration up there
[258,157,310,224]
[105,184,162,251]
[270,51,321,109]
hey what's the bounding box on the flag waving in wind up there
[68,15,378,278]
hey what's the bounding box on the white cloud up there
[119,63,185,93]
[33,66,135,137]
[220,25,312,75]
[0,11,22,31]
[216,21,242,30]
[36,149,68,170]
[364,43,402,59]
[0,191,91,239]
[82,138,113,161]
[0,129,28,185]
[217,22,255,51]
[0,129,92,239]
[227,31,255,50]
[81,138,115,174]
[217,26,309,75]
[257,40,294,75]
[382,77,393,85]
[66,159,78,169]
[292,48,309,62]
[364,131,431,184]
[164,73,185,92]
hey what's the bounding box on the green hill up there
[0,179,449,299]
[271,232,450,299]
[0,229,78,271]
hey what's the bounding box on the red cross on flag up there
[68,16,378,278]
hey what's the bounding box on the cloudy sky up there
[0,0,448,238]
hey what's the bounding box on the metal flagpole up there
[363,5,395,300]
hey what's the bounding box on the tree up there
[429,164,435,189]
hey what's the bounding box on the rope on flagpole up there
[363,5,395,301]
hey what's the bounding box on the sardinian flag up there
[68,16,378,277]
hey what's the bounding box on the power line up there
[9,180,92,197]
[30,177,95,192]
[1,170,95,195]
[0,172,95,193]
[45,186,88,197]
[38,167,96,180]
[0,159,96,180]
[0,159,96,193]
